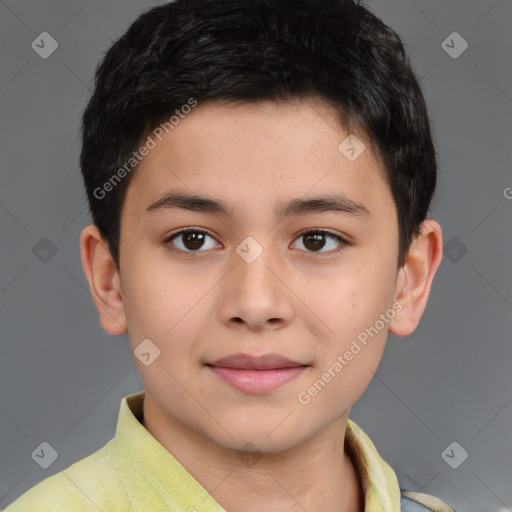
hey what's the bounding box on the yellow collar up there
[113,391,401,511]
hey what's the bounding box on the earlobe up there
[80,224,127,335]
[388,219,443,337]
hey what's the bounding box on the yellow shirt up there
[2,391,455,512]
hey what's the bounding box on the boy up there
[3,0,453,510]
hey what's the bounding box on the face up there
[98,99,405,452]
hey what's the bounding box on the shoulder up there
[2,439,132,512]
[401,490,456,512]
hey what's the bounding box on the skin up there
[80,98,443,512]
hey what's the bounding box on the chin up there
[205,418,312,454]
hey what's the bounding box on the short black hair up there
[80,0,437,270]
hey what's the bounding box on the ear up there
[80,224,127,335]
[388,219,443,336]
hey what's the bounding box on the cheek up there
[124,260,212,356]
[307,279,391,404]
[120,256,178,344]
[307,268,392,335]
[301,261,396,383]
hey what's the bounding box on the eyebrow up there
[144,191,370,219]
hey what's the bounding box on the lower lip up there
[207,365,308,394]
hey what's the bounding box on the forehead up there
[122,98,393,225]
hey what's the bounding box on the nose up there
[217,237,295,332]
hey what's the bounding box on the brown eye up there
[165,228,219,253]
[181,231,206,250]
[292,230,348,254]
[164,228,348,257]
[303,232,327,251]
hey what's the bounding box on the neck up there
[141,395,364,512]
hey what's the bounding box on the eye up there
[164,228,220,253]
[163,228,349,256]
[291,229,348,255]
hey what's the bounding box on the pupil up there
[304,233,325,251]
[184,232,205,250]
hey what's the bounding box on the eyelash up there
[163,227,349,258]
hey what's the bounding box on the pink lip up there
[209,352,305,370]
[207,366,307,394]
[206,353,309,394]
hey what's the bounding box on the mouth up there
[207,352,307,370]
[205,353,310,394]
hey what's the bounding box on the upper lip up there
[207,353,307,370]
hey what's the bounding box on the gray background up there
[0,0,511,511]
